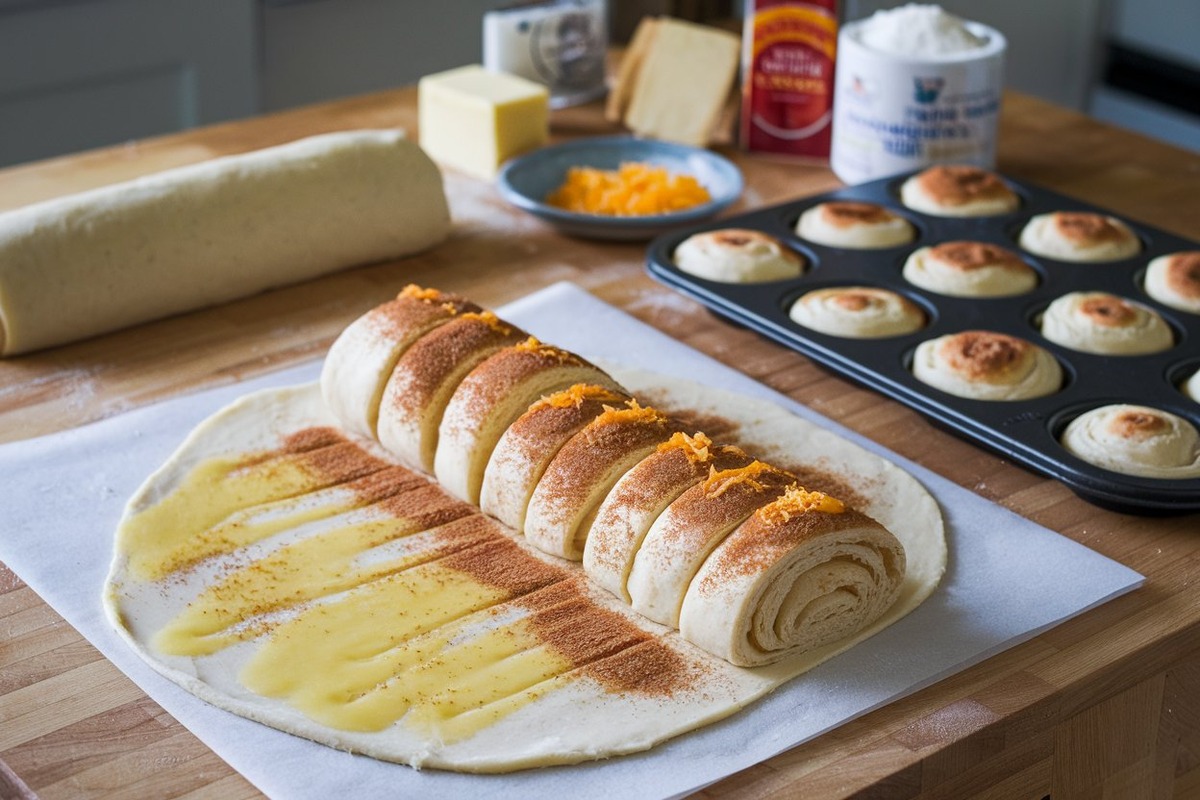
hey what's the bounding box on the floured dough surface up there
[103,368,946,772]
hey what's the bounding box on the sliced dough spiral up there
[899,165,1019,217]
[524,400,675,560]
[480,384,629,533]
[376,311,526,472]
[321,285,480,439]
[434,337,622,504]
[674,228,805,283]
[902,241,1036,298]
[583,432,753,603]
[788,286,925,338]
[626,461,795,627]
[796,202,913,249]
[1144,251,1200,315]
[1018,211,1140,262]
[679,487,906,667]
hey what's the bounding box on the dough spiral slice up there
[321,285,480,439]
[626,461,795,627]
[524,400,675,560]
[679,487,906,667]
[434,337,622,504]
[583,432,753,603]
[376,311,526,472]
[480,384,630,532]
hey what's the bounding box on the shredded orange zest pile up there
[757,485,846,524]
[704,461,781,499]
[545,162,712,217]
[593,398,666,427]
[535,384,624,410]
[399,284,442,302]
[461,311,510,334]
[658,431,714,462]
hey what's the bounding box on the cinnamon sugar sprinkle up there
[1109,409,1170,438]
[917,165,1011,206]
[1053,212,1129,244]
[268,426,690,696]
[821,201,895,227]
[930,241,1024,271]
[1166,252,1200,299]
[1079,294,1137,327]
[941,331,1028,380]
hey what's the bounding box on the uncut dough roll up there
[0,130,450,356]
[320,286,480,440]
[679,487,906,667]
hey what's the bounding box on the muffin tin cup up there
[646,172,1200,515]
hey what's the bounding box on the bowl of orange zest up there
[497,136,742,241]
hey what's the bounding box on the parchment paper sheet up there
[0,282,1143,799]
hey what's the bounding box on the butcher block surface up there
[1,87,1199,799]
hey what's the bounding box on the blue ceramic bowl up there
[496,136,743,241]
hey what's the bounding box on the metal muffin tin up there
[646,171,1200,515]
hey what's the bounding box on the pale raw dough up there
[0,130,450,355]
[1061,404,1200,479]
[1040,292,1173,355]
[104,369,946,772]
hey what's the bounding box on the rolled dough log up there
[0,129,450,356]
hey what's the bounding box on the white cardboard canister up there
[829,20,1006,185]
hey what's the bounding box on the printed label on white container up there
[830,20,1006,185]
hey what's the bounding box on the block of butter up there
[418,65,549,180]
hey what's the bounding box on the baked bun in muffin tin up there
[646,169,1200,513]
[900,165,1020,217]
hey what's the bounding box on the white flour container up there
[829,14,1006,184]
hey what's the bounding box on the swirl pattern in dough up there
[1144,251,1200,315]
[789,286,925,338]
[902,241,1036,298]
[912,330,1062,401]
[900,165,1019,217]
[1061,404,1200,479]
[679,487,906,667]
[796,202,914,249]
[1018,211,1140,262]
[1185,369,1200,404]
[1040,291,1173,355]
[674,228,805,283]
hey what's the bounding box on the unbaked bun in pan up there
[902,241,1036,298]
[1018,211,1140,262]
[789,286,925,338]
[796,201,914,249]
[912,330,1062,401]
[1144,251,1200,315]
[674,228,805,283]
[1040,291,1173,355]
[1184,368,1200,403]
[900,165,1020,217]
[1061,404,1200,479]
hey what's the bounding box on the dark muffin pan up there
[645,171,1200,515]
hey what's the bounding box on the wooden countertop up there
[2,87,1198,799]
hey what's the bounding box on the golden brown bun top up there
[1163,252,1200,301]
[1052,212,1133,246]
[928,241,1025,272]
[1077,293,1138,328]
[819,201,898,228]
[1107,407,1172,440]
[938,330,1033,381]
[913,165,1015,207]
